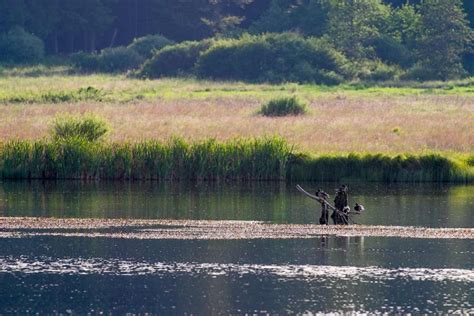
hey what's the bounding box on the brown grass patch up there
[0,94,472,154]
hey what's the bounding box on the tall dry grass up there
[0,94,472,154]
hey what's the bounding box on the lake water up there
[0,181,473,314]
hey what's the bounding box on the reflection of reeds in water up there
[0,137,472,182]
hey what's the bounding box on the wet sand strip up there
[0,217,473,240]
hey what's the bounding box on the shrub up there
[401,61,467,81]
[291,62,344,85]
[353,60,403,81]
[51,113,110,142]
[401,62,436,81]
[196,33,348,85]
[71,47,144,73]
[260,96,308,117]
[138,40,213,78]
[127,34,174,58]
[96,46,144,73]
[0,27,44,63]
[70,52,100,71]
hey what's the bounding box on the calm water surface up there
[0,181,473,314]
[1,181,473,227]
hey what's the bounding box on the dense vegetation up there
[0,2,472,183]
[139,40,214,78]
[0,137,290,181]
[1,138,471,183]
[0,115,471,183]
[0,0,473,82]
[196,34,347,84]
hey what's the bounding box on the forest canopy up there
[0,0,473,81]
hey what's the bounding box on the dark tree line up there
[0,0,472,78]
[0,0,472,54]
[0,0,267,54]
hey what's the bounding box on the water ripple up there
[0,256,472,282]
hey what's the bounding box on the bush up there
[352,60,403,81]
[51,113,110,142]
[138,40,213,78]
[196,33,348,85]
[402,61,467,81]
[71,47,144,73]
[291,62,344,85]
[71,52,100,71]
[0,27,44,63]
[127,34,174,58]
[97,46,144,73]
[260,96,308,117]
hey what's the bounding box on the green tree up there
[417,0,473,79]
[249,0,292,33]
[387,4,421,50]
[369,3,419,66]
[202,0,254,36]
[291,0,329,37]
[326,0,391,60]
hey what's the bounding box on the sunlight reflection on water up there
[1,256,473,282]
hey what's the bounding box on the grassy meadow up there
[1,67,473,154]
[0,65,473,182]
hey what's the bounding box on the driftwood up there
[297,184,356,224]
[296,185,336,210]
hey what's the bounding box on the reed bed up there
[288,152,473,183]
[0,138,472,182]
[0,137,290,181]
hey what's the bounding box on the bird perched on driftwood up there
[316,189,330,200]
[354,203,365,214]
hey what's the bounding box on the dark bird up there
[335,185,348,193]
[343,206,350,214]
[316,188,330,200]
[354,203,365,213]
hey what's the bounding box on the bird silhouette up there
[316,188,330,200]
[354,203,365,213]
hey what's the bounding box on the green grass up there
[0,137,472,182]
[0,65,473,104]
[0,66,472,180]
